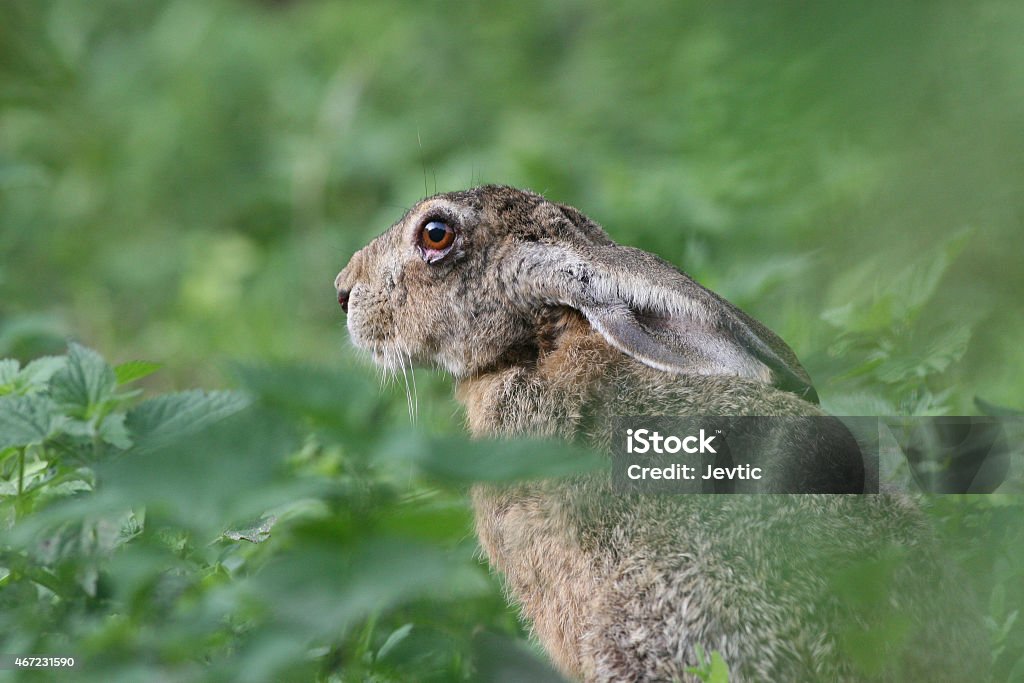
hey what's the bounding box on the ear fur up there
[511,242,819,403]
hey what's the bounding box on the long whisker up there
[396,348,414,423]
[406,348,419,423]
[371,344,420,424]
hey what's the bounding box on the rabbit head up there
[335,185,817,401]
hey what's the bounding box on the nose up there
[334,249,365,314]
[334,270,351,312]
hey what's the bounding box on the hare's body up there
[336,186,986,681]
[462,317,983,681]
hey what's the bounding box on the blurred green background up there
[2,1,1024,681]
[3,0,1022,412]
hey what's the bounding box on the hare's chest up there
[471,485,602,679]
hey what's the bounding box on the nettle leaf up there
[98,413,133,449]
[114,360,162,385]
[126,390,251,446]
[49,343,116,415]
[256,537,484,638]
[19,356,67,390]
[224,515,278,543]
[822,228,971,333]
[104,407,295,532]
[821,391,897,417]
[232,362,379,434]
[0,394,65,449]
[890,228,971,319]
[875,325,972,384]
[60,419,95,438]
[0,359,19,389]
[411,436,605,483]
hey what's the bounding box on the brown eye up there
[420,220,455,251]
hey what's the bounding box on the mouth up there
[350,331,403,373]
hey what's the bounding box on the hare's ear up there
[515,243,818,403]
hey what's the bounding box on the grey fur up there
[336,186,986,682]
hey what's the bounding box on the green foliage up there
[820,229,980,415]
[2,0,1022,415]
[0,345,566,682]
[687,645,731,683]
[3,345,1021,681]
[1,1,1022,679]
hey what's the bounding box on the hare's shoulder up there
[457,321,819,440]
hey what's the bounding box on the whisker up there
[406,348,419,423]
[398,351,415,423]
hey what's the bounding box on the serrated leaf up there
[223,515,278,543]
[891,228,971,319]
[60,419,95,438]
[19,356,67,389]
[114,360,162,385]
[0,394,65,449]
[36,478,93,502]
[821,391,897,417]
[126,390,251,446]
[256,537,485,640]
[0,359,20,387]
[103,408,295,532]
[822,229,971,333]
[49,343,116,415]
[97,413,133,449]
[875,325,972,384]
[232,363,378,433]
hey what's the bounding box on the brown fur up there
[336,186,986,682]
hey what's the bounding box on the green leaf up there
[890,227,971,319]
[822,228,971,333]
[687,646,731,683]
[126,390,251,446]
[376,623,413,661]
[232,362,379,435]
[60,419,95,439]
[256,536,486,639]
[874,325,972,384]
[821,391,897,417]
[410,436,605,483]
[113,360,162,385]
[103,408,296,531]
[974,397,1023,417]
[0,394,65,449]
[0,359,19,388]
[49,343,117,415]
[19,356,67,389]
[472,632,569,683]
[705,651,731,683]
[97,413,133,449]
[224,515,278,543]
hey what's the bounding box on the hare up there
[335,186,986,682]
